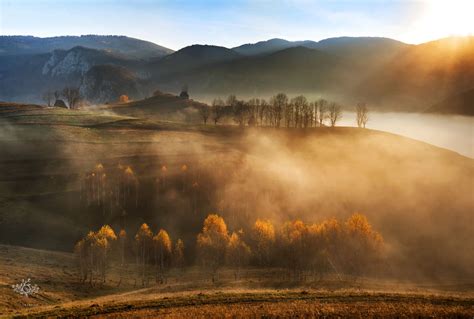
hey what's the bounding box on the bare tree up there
[291,95,308,128]
[356,102,369,128]
[270,93,287,128]
[328,102,342,127]
[317,99,328,127]
[232,100,248,127]
[62,87,81,109]
[211,98,225,125]
[198,104,211,124]
[258,99,268,126]
[42,90,54,107]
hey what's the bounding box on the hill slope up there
[360,36,474,110]
[154,46,348,96]
[0,108,472,284]
[150,45,242,78]
[1,245,472,318]
[427,88,474,115]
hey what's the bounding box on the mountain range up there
[0,35,473,115]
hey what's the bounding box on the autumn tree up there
[135,223,153,286]
[328,102,342,127]
[356,102,369,128]
[96,225,117,282]
[277,220,311,280]
[119,229,127,266]
[343,213,383,277]
[319,218,345,279]
[226,230,251,280]
[153,229,172,283]
[173,239,185,269]
[119,95,129,103]
[196,214,230,282]
[251,219,275,267]
[74,225,116,286]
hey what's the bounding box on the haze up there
[1,0,473,50]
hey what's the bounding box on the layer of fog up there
[339,112,474,158]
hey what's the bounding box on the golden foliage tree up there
[135,223,153,286]
[252,219,275,266]
[196,214,229,282]
[74,225,117,285]
[153,229,172,283]
[119,95,129,103]
[343,213,384,276]
[173,239,185,269]
[226,230,251,280]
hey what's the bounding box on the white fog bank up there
[339,112,474,158]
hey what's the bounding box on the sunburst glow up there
[410,0,474,42]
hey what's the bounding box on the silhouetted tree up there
[198,104,211,124]
[62,87,81,109]
[356,102,369,128]
[42,90,54,107]
[270,93,287,128]
[211,98,225,125]
[328,102,342,127]
[317,99,328,126]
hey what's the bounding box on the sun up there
[412,0,474,42]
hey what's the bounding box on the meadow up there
[0,102,473,318]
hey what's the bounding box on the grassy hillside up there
[0,102,473,283]
[1,245,472,318]
[103,91,207,122]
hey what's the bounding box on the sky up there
[0,0,473,50]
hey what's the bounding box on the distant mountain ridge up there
[0,35,174,59]
[0,34,473,115]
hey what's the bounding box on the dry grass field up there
[1,245,473,318]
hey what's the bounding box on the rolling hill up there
[153,46,349,96]
[149,45,242,77]
[0,103,472,283]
